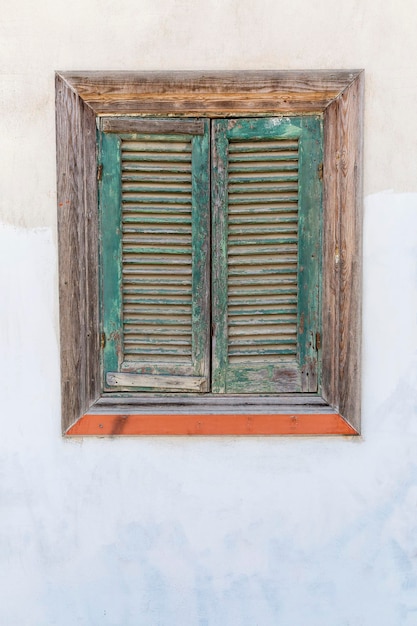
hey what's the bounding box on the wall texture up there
[1,1,417,624]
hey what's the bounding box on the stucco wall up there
[1,1,417,624]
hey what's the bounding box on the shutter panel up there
[99,118,210,392]
[212,117,322,393]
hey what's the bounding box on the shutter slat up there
[227,139,298,151]
[123,246,192,254]
[229,183,298,194]
[228,195,298,205]
[124,337,192,346]
[122,174,192,182]
[228,348,296,356]
[229,325,296,336]
[229,210,298,218]
[229,226,297,235]
[228,174,298,183]
[228,237,298,245]
[124,317,191,325]
[122,194,192,204]
[123,346,192,356]
[123,268,192,276]
[230,270,298,281]
[228,286,297,296]
[229,247,297,258]
[124,326,192,335]
[123,286,192,295]
[123,215,192,221]
[228,255,298,265]
[123,226,192,235]
[123,180,191,189]
[123,298,192,307]
[122,164,192,173]
[121,154,192,162]
[229,336,297,346]
[123,298,191,312]
[227,307,297,316]
[229,164,299,173]
[228,156,299,164]
[123,257,192,266]
[228,316,297,326]
[123,235,192,245]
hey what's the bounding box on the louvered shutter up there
[212,116,322,393]
[99,118,210,392]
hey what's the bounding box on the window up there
[56,70,363,436]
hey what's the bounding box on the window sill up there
[66,395,358,436]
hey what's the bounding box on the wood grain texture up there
[336,72,363,431]
[101,117,205,134]
[56,74,100,433]
[57,71,361,116]
[66,411,357,436]
[106,372,207,391]
[321,72,363,431]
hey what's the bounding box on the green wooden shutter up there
[99,118,210,392]
[212,116,323,393]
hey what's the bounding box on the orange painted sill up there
[66,412,358,436]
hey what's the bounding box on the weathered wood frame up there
[56,70,364,436]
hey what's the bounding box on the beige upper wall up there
[1,0,416,228]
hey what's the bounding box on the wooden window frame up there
[56,70,364,436]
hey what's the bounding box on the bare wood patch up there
[321,72,363,432]
[106,373,207,392]
[58,70,361,116]
[336,73,363,431]
[101,117,205,135]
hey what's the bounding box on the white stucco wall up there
[1,1,417,624]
